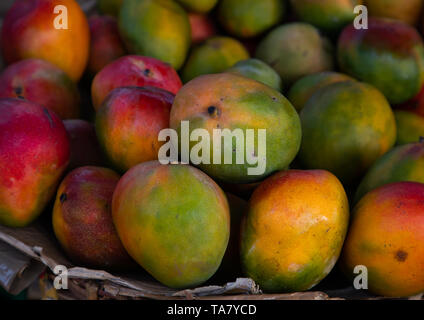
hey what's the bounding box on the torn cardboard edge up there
[0,222,344,300]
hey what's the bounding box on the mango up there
[112,162,230,289]
[299,80,397,186]
[0,59,80,120]
[290,0,363,33]
[170,73,302,184]
[218,0,285,38]
[226,58,283,92]
[53,166,133,269]
[119,0,191,70]
[256,23,334,85]
[341,182,424,297]
[338,18,424,104]
[241,169,349,292]
[355,142,424,203]
[0,98,70,227]
[96,86,174,172]
[365,0,423,25]
[188,13,216,44]
[88,15,126,75]
[288,72,353,111]
[1,0,90,81]
[181,37,249,83]
[91,55,182,110]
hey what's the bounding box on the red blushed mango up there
[112,162,230,288]
[95,86,174,172]
[0,59,80,120]
[63,120,104,171]
[188,13,216,44]
[88,15,126,75]
[0,98,70,227]
[365,0,423,26]
[338,18,424,104]
[341,182,424,297]
[91,55,182,110]
[240,170,349,292]
[53,166,134,270]
[1,0,90,82]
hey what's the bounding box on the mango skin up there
[63,120,104,171]
[181,37,250,83]
[355,142,424,203]
[88,15,126,75]
[241,169,349,292]
[290,0,363,33]
[170,73,302,184]
[288,72,353,112]
[299,80,397,186]
[0,98,70,227]
[256,23,334,85]
[226,58,283,92]
[112,162,230,289]
[338,18,424,104]
[218,0,285,38]
[1,0,90,82]
[96,86,174,173]
[188,13,216,45]
[176,0,218,13]
[341,182,424,297]
[0,59,80,120]
[394,111,424,146]
[365,0,423,26]
[119,0,191,70]
[53,166,134,270]
[91,55,182,110]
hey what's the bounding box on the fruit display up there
[1,0,424,301]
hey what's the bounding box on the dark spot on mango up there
[144,69,151,77]
[395,250,408,262]
[420,136,424,143]
[207,106,220,118]
[14,87,24,99]
[60,193,67,204]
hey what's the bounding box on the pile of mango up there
[0,0,423,298]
